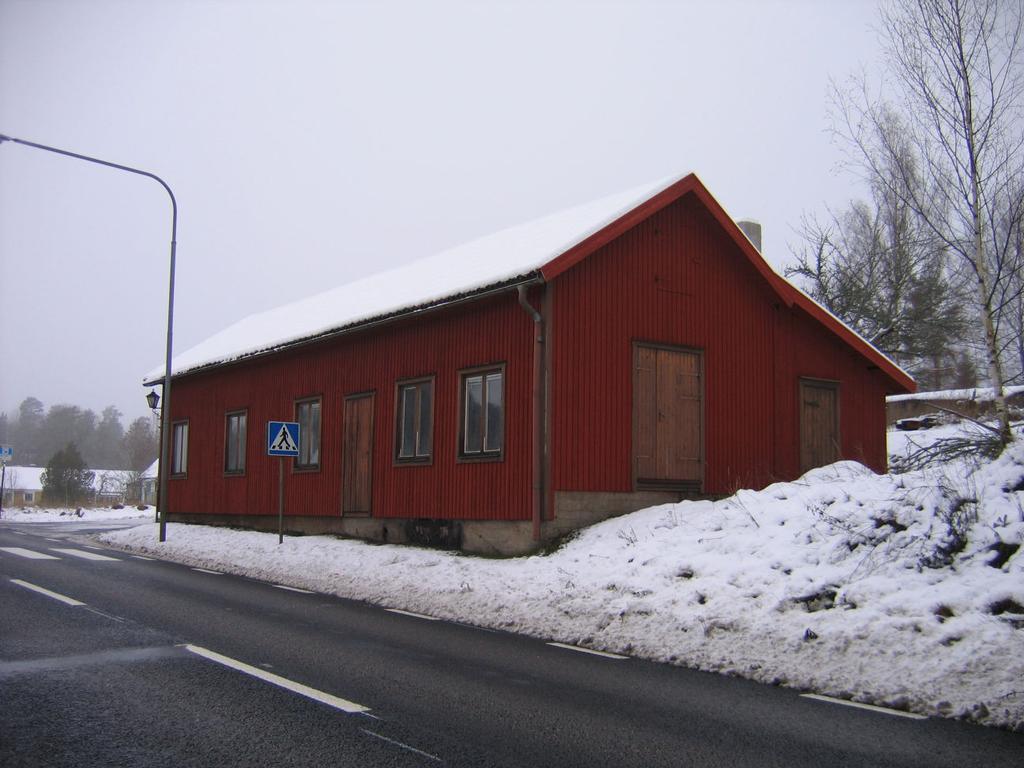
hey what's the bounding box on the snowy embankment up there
[3,505,152,523]
[95,429,1024,730]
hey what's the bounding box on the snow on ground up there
[887,419,1000,462]
[2,505,152,523]
[90,424,1024,730]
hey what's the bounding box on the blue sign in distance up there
[0,445,13,462]
[267,422,300,457]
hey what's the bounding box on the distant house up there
[1,466,42,506]
[1,465,131,507]
[145,173,914,554]
[140,460,159,505]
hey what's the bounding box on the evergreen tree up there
[11,397,44,464]
[123,416,159,472]
[94,406,126,467]
[41,443,95,506]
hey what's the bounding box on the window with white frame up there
[224,410,247,474]
[172,420,189,476]
[396,377,433,463]
[295,397,321,470]
[459,366,504,460]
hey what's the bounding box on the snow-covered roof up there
[144,171,914,392]
[887,385,1024,404]
[146,172,686,382]
[142,460,159,479]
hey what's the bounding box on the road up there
[1,520,1021,767]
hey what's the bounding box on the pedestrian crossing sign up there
[267,421,300,457]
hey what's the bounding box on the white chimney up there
[737,219,762,253]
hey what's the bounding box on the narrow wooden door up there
[799,379,839,473]
[342,393,374,515]
[634,344,703,490]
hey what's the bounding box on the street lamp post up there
[0,133,177,542]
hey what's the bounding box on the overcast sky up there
[0,0,885,426]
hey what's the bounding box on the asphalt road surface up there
[1,520,1021,767]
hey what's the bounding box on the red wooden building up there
[147,174,914,554]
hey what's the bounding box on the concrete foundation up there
[169,489,690,557]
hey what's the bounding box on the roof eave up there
[143,272,545,386]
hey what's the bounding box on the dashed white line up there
[800,694,928,720]
[191,568,222,575]
[0,547,60,560]
[51,548,120,562]
[547,642,629,659]
[385,608,440,621]
[11,579,86,606]
[360,729,442,762]
[274,584,314,594]
[183,645,370,713]
[131,555,155,561]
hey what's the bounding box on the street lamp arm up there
[0,131,177,543]
[0,134,177,217]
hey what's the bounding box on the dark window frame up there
[171,419,189,478]
[294,396,322,472]
[457,363,506,463]
[223,409,248,476]
[394,376,435,466]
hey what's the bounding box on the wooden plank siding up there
[166,293,534,521]
[342,392,375,514]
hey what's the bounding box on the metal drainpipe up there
[516,283,545,541]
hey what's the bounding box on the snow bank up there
[3,506,152,523]
[96,432,1024,729]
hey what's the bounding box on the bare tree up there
[834,0,1024,447]
[788,135,970,388]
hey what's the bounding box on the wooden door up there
[799,379,839,473]
[634,344,703,490]
[342,393,374,515]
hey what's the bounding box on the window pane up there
[238,413,247,471]
[465,376,483,453]
[297,400,321,467]
[400,386,416,458]
[417,381,432,457]
[174,423,188,474]
[485,372,503,452]
[309,401,320,465]
[226,416,238,470]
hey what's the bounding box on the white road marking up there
[191,568,222,575]
[547,642,628,659]
[274,584,314,594]
[85,607,126,623]
[82,545,105,551]
[183,645,370,713]
[360,729,442,762]
[801,694,928,720]
[51,548,120,562]
[385,608,440,621]
[0,547,60,560]
[45,538,62,543]
[11,579,86,606]
[131,555,155,561]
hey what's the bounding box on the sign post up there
[267,422,300,544]
[0,445,13,519]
